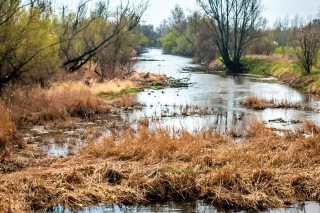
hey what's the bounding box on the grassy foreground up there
[1,121,320,212]
[242,55,320,94]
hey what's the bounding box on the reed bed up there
[0,80,139,126]
[1,121,320,212]
[0,106,23,160]
[242,96,309,110]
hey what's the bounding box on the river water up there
[47,48,320,212]
[128,48,320,135]
[48,201,320,213]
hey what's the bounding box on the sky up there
[54,0,320,28]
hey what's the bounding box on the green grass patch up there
[242,57,302,76]
[242,55,320,94]
[241,58,274,75]
[274,47,296,56]
[98,88,142,98]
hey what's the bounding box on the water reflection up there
[47,201,320,213]
[131,48,320,133]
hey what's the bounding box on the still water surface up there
[129,48,320,134]
[47,49,320,212]
[48,201,320,213]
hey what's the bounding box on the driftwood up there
[182,66,207,72]
[167,74,192,88]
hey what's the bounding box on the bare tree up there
[293,22,320,74]
[0,0,59,94]
[196,0,266,72]
[59,0,148,73]
[169,4,186,33]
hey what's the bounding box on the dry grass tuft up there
[1,84,109,125]
[25,180,56,211]
[243,96,309,110]
[0,106,23,160]
[89,79,135,95]
[242,96,268,110]
[0,79,138,126]
[103,168,124,184]
[64,168,85,184]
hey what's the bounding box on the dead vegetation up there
[0,72,167,128]
[0,83,111,126]
[242,96,311,110]
[1,121,320,212]
[0,106,23,161]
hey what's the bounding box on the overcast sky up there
[54,0,320,27]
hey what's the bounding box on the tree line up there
[0,0,148,93]
[1,0,320,94]
[144,1,320,74]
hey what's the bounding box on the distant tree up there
[273,15,290,47]
[161,6,200,56]
[156,19,170,38]
[168,4,186,34]
[161,29,179,53]
[196,0,266,72]
[247,34,276,56]
[194,21,218,64]
[142,25,159,47]
[59,0,148,73]
[293,22,320,74]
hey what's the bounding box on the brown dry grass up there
[0,106,23,159]
[243,96,308,110]
[2,121,320,212]
[0,80,139,126]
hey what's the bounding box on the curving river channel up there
[128,48,320,135]
[47,48,320,212]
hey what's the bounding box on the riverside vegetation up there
[2,114,320,212]
[1,0,320,212]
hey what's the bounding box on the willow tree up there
[197,0,266,72]
[0,0,59,93]
[59,0,148,73]
[293,22,320,74]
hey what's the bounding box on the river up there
[47,48,320,212]
[127,48,320,135]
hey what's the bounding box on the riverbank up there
[242,55,320,94]
[0,71,168,166]
[1,121,320,212]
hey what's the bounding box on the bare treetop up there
[197,0,266,72]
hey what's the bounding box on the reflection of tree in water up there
[233,75,246,85]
